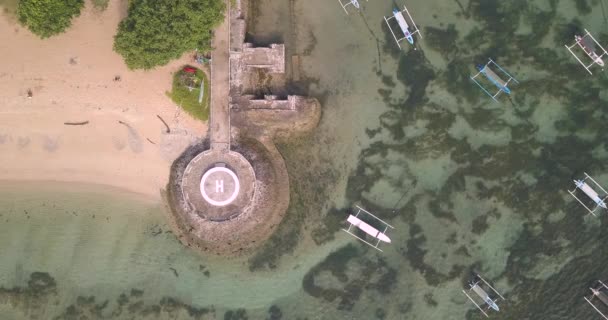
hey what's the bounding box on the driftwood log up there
[64,121,89,126]
[157,115,170,133]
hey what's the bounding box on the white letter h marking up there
[215,180,224,193]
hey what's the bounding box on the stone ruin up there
[165,0,320,256]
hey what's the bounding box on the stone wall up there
[231,96,321,139]
[240,43,285,73]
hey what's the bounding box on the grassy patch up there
[91,0,108,10]
[167,66,210,121]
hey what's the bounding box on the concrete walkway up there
[209,0,231,151]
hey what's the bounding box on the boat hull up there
[347,215,391,243]
[480,65,510,94]
[393,9,414,45]
[576,35,605,67]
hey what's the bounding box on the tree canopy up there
[113,0,225,70]
[18,0,84,38]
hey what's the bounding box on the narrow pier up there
[209,0,231,151]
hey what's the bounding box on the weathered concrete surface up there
[166,138,289,256]
[231,95,321,139]
[209,0,231,150]
[182,149,255,221]
[240,44,285,73]
[229,44,285,96]
[229,0,245,52]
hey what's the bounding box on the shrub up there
[113,0,224,70]
[18,0,84,38]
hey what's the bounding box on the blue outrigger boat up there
[470,59,519,102]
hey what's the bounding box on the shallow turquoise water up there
[2,0,608,319]
[0,182,354,319]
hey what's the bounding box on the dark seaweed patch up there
[0,273,215,319]
[302,244,398,311]
[424,24,459,59]
[224,308,248,320]
[249,132,341,270]
[267,305,283,320]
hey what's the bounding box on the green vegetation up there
[91,0,108,11]
[113,0,224,70]
[167,66,210,121]
[17,0,84,38]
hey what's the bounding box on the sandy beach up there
[0,0,206,198]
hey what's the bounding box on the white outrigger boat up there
[585,280,608,320]
[337,0,366,15]
[576,35,605,67]
[384,4,421,49]
[568,172,608,216]
[342,206,394,252]
[462,273,505,318]
[565,29,608,75]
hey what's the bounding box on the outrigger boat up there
[568,172,608,216]
[384,3,422,49]
[393,8,414,45]
[470,58,519,102]
[342,206,394,252]
[347,215,391,243]
[565,29,608,75]
[477,63,510,94]
[576,34,605,67]
[337,0,366,14]
[462,273,505,318]
[585,280,608,320]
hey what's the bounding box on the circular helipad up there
[181,149,256,221]
[169,139,294,255]
[200,165,240,206]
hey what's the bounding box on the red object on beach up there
[183,67,196,73]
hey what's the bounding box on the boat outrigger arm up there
[569,172,608,216]
[585,280,608,320]
[470,58,519,102]
[565,28,608,75]
[342,206,394,252]
[384,4,422,49]
[337,0,367,15]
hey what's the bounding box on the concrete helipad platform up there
[200,165,240,206]
[182,149,255,221]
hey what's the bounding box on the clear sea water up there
[2,0,608,319]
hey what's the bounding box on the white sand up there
[0,0,206,198]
